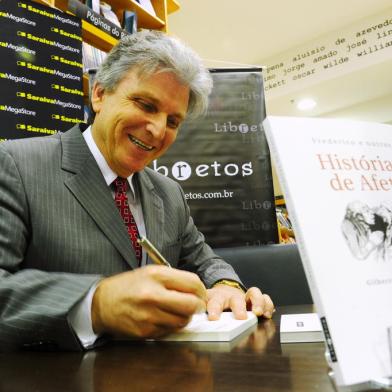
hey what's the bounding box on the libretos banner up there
[151,69,279,248]
[0,0,83,140]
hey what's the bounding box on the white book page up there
[160,311,257,342]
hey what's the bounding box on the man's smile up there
[128,134,154,151]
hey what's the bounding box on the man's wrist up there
[68,281,101,349]
[212,279,246,293]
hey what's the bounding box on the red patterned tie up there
[113,177,142,264]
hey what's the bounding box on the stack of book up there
[82,42,107,72]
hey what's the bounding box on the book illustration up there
[342,200,392,261]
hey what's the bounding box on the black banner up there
[0,0,84,140]
[151,69,279,248]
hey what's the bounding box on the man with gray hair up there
[0,30,274,351]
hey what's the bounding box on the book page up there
[160,311,257,342]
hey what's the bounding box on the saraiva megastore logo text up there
[152,160,253,181]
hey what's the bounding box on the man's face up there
[360,206,375,225]
[91,70,190,177]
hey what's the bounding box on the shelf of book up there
[31,0,180,106]
[81,19,117,51]
[33,0,56,6]
[33,0,179,48]
[109,0,165,30]
[275,196,286,207]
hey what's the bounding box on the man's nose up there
[146,114,167,140]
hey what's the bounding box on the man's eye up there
[167,117,180,130]
[134,99,156,113]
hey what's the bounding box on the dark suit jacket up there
[0,125,241,351]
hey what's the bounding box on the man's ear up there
[90,82,105,114]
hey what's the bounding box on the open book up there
[159,311,257,342]
[264,116,392,389]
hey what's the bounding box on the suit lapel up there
[60,126,139,270]
[137,171,165,254]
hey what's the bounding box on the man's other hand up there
[206,285,274,321]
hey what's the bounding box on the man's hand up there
[206,285,274,321]
[91,265,207,338]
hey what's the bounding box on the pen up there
[137,236,172,268]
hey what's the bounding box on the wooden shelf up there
[167,0,180,13]
[35,0,179,47]
[31,0,181,98]
[275,195,286,206]
[32,0,55,6]
[109,0,165,30]
[81,19,117,52]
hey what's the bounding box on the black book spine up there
[68,0,129,41]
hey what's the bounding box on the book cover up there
[123,10,137,34]
[159,311,257,342]
[100,2,121,27]
[280,313,323,343]
[86,0,100,14]
[264,116,392,387]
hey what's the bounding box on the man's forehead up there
[121,67,186,87]
[116,68,189,117]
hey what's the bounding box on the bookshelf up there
[32,0,180,99]
[109,0,165,31]
[33,0,55,5]
[81,20,117,52]
[34,0,180,48]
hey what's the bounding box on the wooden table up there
[0,305,359,392]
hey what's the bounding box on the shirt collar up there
[83,126,136,196]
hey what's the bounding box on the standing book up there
[264,116,392,389]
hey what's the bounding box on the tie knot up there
[114,177,128,193]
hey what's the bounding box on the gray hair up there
[94,30,212,118]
